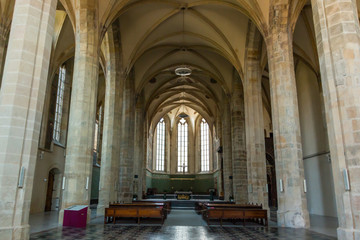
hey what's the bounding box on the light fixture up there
[175,67,192,77]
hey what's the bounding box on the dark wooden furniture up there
[133,200,171,214]
[200,203,266,226]
[205,208,268,226]
[105,202,165,224]
[195,201,235,214]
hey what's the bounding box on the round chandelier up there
[175,67,192,77]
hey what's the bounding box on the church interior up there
[0,0,359,239]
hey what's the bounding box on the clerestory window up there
[53,66,66,142]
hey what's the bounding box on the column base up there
[337,227,360,240]
[277,209,310,228]
[0,224,30,240]
[96,204,107,217]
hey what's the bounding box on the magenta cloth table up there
[63,205,88,228]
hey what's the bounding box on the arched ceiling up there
[4,0,355,132]
[0,0,14,34]
[51,0,327,128]
[109,1,258,126]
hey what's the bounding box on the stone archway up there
[45,168,61,212]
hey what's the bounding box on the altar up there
[175,191,192,200]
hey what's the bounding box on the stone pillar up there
[311,0,360,238]
[134,94,145,199]
[97,27,122,216]
[215,113,224,197]
[143,120,151,195]
[222,99,233,201]
[0,0,56,239]
[59,2,99,223]
[231,74,248,203]
[244,22,268,208]
[265,2,309,228]
[0,24,10,88]
[118,72,135,203]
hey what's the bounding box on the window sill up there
[53,141,66,149]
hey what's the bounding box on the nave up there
[1,1,360,240]
[29,204,337,240]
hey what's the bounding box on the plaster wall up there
[295,61,337,217]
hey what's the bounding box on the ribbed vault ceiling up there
[111,1,254,125]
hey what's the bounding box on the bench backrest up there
[114,208,138,217]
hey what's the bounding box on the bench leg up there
[220,218,222,226]
[138,217,140,225]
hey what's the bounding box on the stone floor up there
[29,210,338,239]
[30,225,336,240]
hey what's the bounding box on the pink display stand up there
[63,205,88,228]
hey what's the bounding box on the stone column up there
[143,120,151,195]
[311,0,360,238]
[134,94,145,199]
[0,23,10,88]
[265,2,309,228]
[97,27,122,216]
[59,2,99,223]
[0,0,56,239]
[118,72,135,203]
[244,22,268,208]
[231,74,248,203]
[222,99,233,201]
[215,113,224,196]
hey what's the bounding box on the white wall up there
[296,61,337,217]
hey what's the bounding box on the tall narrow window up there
[178,118,188,172]
[93,105,103,165]
[53,66,66,142]
[201,118,210,172]
[156,118,165,171]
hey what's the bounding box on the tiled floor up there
[30,225,336,240]
[29,210,337,239]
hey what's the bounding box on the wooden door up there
[45,171,55,211]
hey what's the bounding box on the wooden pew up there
[199,202,262,218]
[195,201,234,214]
[105,202,165,224]
[204,208,268,226]
[133,200,171,214]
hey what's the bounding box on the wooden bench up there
[205,208,268,226]
[133,200,171,214]
[195,201,234,214]
[199,203,262,218]
[105,203,165,224]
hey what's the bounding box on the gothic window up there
[178,118,188,172]
[53,66,66,142]
[156,118,165,171]
[93,105,103,165]
[201,118,210,172]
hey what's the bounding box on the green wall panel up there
[145,171,216,194]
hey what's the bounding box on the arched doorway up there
[45,168,61,212]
